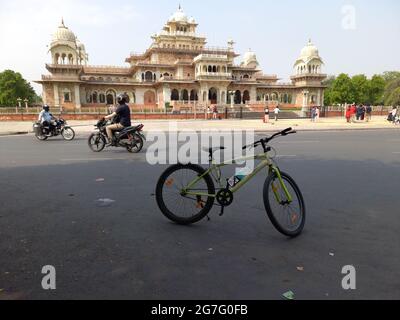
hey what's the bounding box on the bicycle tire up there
[156,164,215,225]
[263,171,306,237]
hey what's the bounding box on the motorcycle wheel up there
[35,133,48,141]
[88,133,106,152]
[62,127,75,141]
[126,133,144,153]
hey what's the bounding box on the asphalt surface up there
[0,129,399,300]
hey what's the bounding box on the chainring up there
[216,189,234,207]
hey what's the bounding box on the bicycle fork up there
[269,166,293,204]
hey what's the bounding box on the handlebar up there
[242,127,297,151]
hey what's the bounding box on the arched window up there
[283,93,288,103]
[234,90,241,104]
[181,89,189,101]
[64,89,71,102]
[153,73,157,81]
[212,66,217,73]
[99,93,106,104]
[288,94,293,104]
[145,71,153,82]
[54,53,60,64]
[86,92,92,103]
[68,54,73,64]
[190,90,198,101]
[141,73,145,81]
[171,89,179,101]
[208,66,212,73]
[92,92,98,103]
[106,90,116,105]
[243,90,250,104]
[243,74,250,79]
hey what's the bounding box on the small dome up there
[243,49,259,67]
[168,6,188,23]
[189,17,196,24]
[76,39,85,51]
[52,19,76,43]
[300,39,319,58]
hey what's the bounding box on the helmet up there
[117,93,129,105]
[43,105,50,112]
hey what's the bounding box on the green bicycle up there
[155,128,306,237]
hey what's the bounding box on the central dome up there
[300,39,319,58]
[169,6,188,23]
[52,19,76,43]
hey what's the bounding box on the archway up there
[171,89,179,101]
[181,89,189,101]
[144,90,156,105]
[190,90,198,101]
[243,90,250,104]
[99,93,106,104]
[209,88,218,104]
[234,90,241,104]
[106,90,116,105]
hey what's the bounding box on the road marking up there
[276,155,298,158]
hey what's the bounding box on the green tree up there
[382,71,400,83]
[329,73,354,104]
[0,70,37,107]
[351,75,369,104]
[322,75,336,106]
[384,76,400,106]
[368,75,385,105]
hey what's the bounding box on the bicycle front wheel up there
[156,164,215,225]
[263,172,306,237]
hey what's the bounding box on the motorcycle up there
[33,118,75,141]
[88,119,145,153]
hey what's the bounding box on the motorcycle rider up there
[103,93,131,146]
[38,105,56,133]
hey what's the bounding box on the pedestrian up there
[389,106,398,124]
[207,106,211,120]
[274,105,280,121]
[350,104,357,123]
[360,105,366,121]
[311,106,316,122]
[212,104,218,120]
[345,106,351,123]
[315,106,320,122]
[365,105,372,122]
[264,107,270,123]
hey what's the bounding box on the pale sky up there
[0,0,399,94]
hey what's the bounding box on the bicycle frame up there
[183,151,293,204]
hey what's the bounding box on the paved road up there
[0,130,399,300]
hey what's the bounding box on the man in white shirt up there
[274,106,280,121]
[38,105,56,132]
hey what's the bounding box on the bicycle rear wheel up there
[263,172,306,237]
[156,164,215,225]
